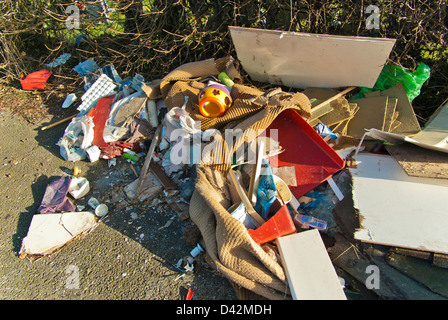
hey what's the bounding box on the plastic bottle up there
[254,158,277,220]
[218,72,234,87]
[123,152,140,162]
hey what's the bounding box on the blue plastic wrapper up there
[254,158,277,220]
[314,122,338,140]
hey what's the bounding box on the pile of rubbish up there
[17,27,448,300]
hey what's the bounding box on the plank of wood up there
[248,140,264,205]
[135,125,162,196]
[229,169,265,226]
[276,230,347,300]
[149,162,178,190]
[385,143,448,179]
[229,26,396,89]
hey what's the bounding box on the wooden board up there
[350,153,448,254]
[385,143,448,179]
[276,230,347,300]
[229,26,396,89]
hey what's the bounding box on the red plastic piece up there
[186,288,194,300]
[248,205,296,245]
[20,69,52,91]
[88,94,115,148]
[265,109,345,198]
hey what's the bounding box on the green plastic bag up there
[354,62,431,101]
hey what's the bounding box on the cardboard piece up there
[114,94,147,127]
[317,98,355,127]
[125,171,163,202]
[229,26,396,89]
[19,212,96,257]
[380,83,421,135]
[364,101,448,155]
[350,153,448,254]
[383,97,398,132]
[276,230,347,300]
[347,96,389,139]
[304,87,359,129]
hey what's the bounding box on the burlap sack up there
[143,57,312,299]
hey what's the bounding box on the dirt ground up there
[0,87,237,300]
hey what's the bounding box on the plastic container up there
[247,205,296,245]
[94,204,108,217]
[88,197,108,217]
[294,213,328,232]
[265,109,345,198]
[198,84,232,118]
[218,72,234,87]
[254,158,277,220]
[190,244,204,257]
[68,176,90,199]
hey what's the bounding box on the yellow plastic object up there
[198,84,232,118]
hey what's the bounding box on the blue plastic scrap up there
[72,59,99,77]
[45,53,72,68]
[102,64,122,84]
[129,74,146,92]
[76,34,87,46]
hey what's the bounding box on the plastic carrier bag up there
[58,116,95,162]
[356,62,431,101]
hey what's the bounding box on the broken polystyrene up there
[77,74,117,114]
[146,99,159,128]
[19,212,96,257]
[62,93,77,109]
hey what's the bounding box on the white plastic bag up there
[58,116,95,162]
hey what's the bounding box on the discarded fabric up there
[37,176,77,214]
